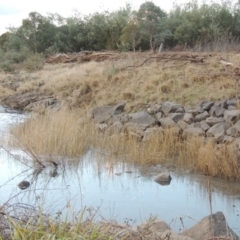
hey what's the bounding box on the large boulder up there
[206,122,228,141]
[88,102,126,124]
[182,212,239,240]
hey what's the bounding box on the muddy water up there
[0,108,240,235]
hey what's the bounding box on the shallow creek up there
[0,107,240,235]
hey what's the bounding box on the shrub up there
[0,60,16,73]
[22,53,45,72]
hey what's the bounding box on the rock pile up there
[89,99,240,149]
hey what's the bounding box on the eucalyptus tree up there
[137,1,167,51]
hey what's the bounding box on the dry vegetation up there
[1,51,240,179]
[10,107,239,180]
[1,52,240,112]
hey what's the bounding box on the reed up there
[10,109,240,179]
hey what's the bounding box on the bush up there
[0,60,16,73]
[22,53,45,72]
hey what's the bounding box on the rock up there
[187,107,204,116]
[183,113,194,124]
[227,127,238,137]
[202,101,214,111]
[176,107,185,113]
[200,121,210,132]
[224,110,240,124]
[206,122,228,142]
[18,180,30,190]
[1,91,58,111]
[159,117,176,129]
[223,136,235,144]
[128,131,142,141]
[125,111,158,134]
[195,111,209,122]
[228,105,237,110]
[128,111,157,127]
[146,103,162,114]
[233,120,240,132]
[105,121,123,135]
[155,112,163,121]
[154,173,172,183]
[227,98,240,106]
[205,117,224,126]
[142,127,164,142]
[215,106,225,117]
[169,113,184,123]
[162,102,183,115]
[138,219,171,233]
[183,127,205,138]
[177,120,189,130]
[189,122,201,128]
[89,102,126,123]
[182,212,239,240]
[159,230,194,240]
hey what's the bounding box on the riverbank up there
[1,51,240,239]
[1,52,240,179]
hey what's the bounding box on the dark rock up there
[18,180,30,190]
[215,106,225,117]
[182,212,239,240]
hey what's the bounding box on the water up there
[0,108,240,235]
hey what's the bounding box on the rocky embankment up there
[88,98,240,150]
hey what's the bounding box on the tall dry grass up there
[1,52,239,111]
[11,109,94,158]
[10,109,240,179]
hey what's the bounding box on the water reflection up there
[0,148,240,235]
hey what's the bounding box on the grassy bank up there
[0,52,239,112]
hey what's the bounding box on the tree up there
[137,1,167,51]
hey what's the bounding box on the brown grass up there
[11,108,93,157]
[1,52,240,111]
[10,109,240,179]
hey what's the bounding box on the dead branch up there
[220,60,235,66]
